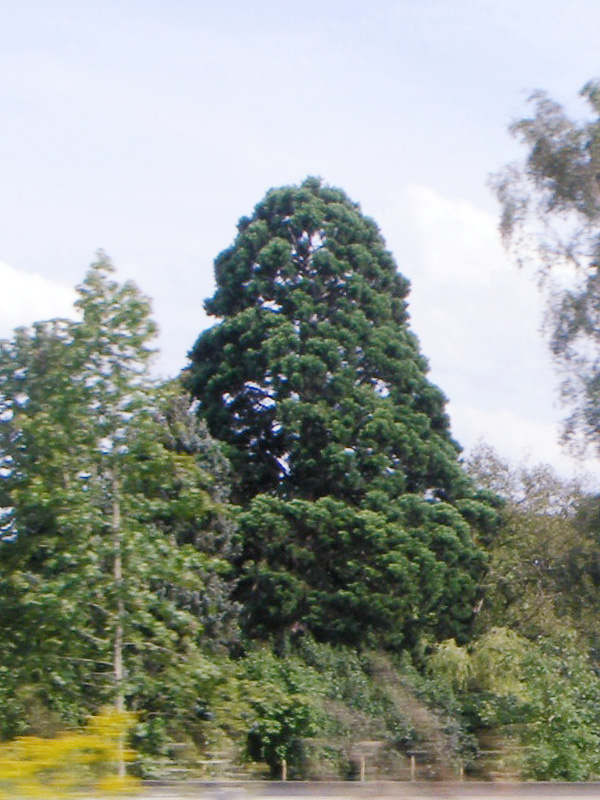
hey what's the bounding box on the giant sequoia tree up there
[187,178,494,648]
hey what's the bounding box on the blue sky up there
[3,0,600,478]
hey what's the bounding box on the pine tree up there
[186,178,494,649]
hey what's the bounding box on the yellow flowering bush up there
[0,708,139,798]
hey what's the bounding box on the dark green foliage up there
[238,495,485,649]
[188,177,468,505]
[187,178,493,648]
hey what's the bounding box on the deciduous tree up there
[0,256,235,747]
[493,81,600,452]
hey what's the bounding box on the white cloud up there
[381,185,600,482]
[0,261,76,339]
[450,403,600,481]
[395,185,553,409]
[405,184,508,287]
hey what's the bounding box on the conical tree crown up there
[186,179,493,648]
[188,177,467,506]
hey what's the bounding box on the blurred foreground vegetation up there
[0,708,138,798]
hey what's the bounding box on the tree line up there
[3,82,600,780]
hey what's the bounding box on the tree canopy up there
[186,178,494,648]
[187,177,469,505]
[4,222,600,779]
[493,80,600,453]
[0,256,235,746]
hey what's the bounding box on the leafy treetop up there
[493,81,600,453]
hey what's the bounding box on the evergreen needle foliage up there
[186,178,496,649]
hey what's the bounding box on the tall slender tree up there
[73,254,159,715]
[0,255,234,743]
[186,178,495,649]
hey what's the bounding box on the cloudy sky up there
[2,0,600,480]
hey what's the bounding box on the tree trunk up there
[112,470,125,778]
